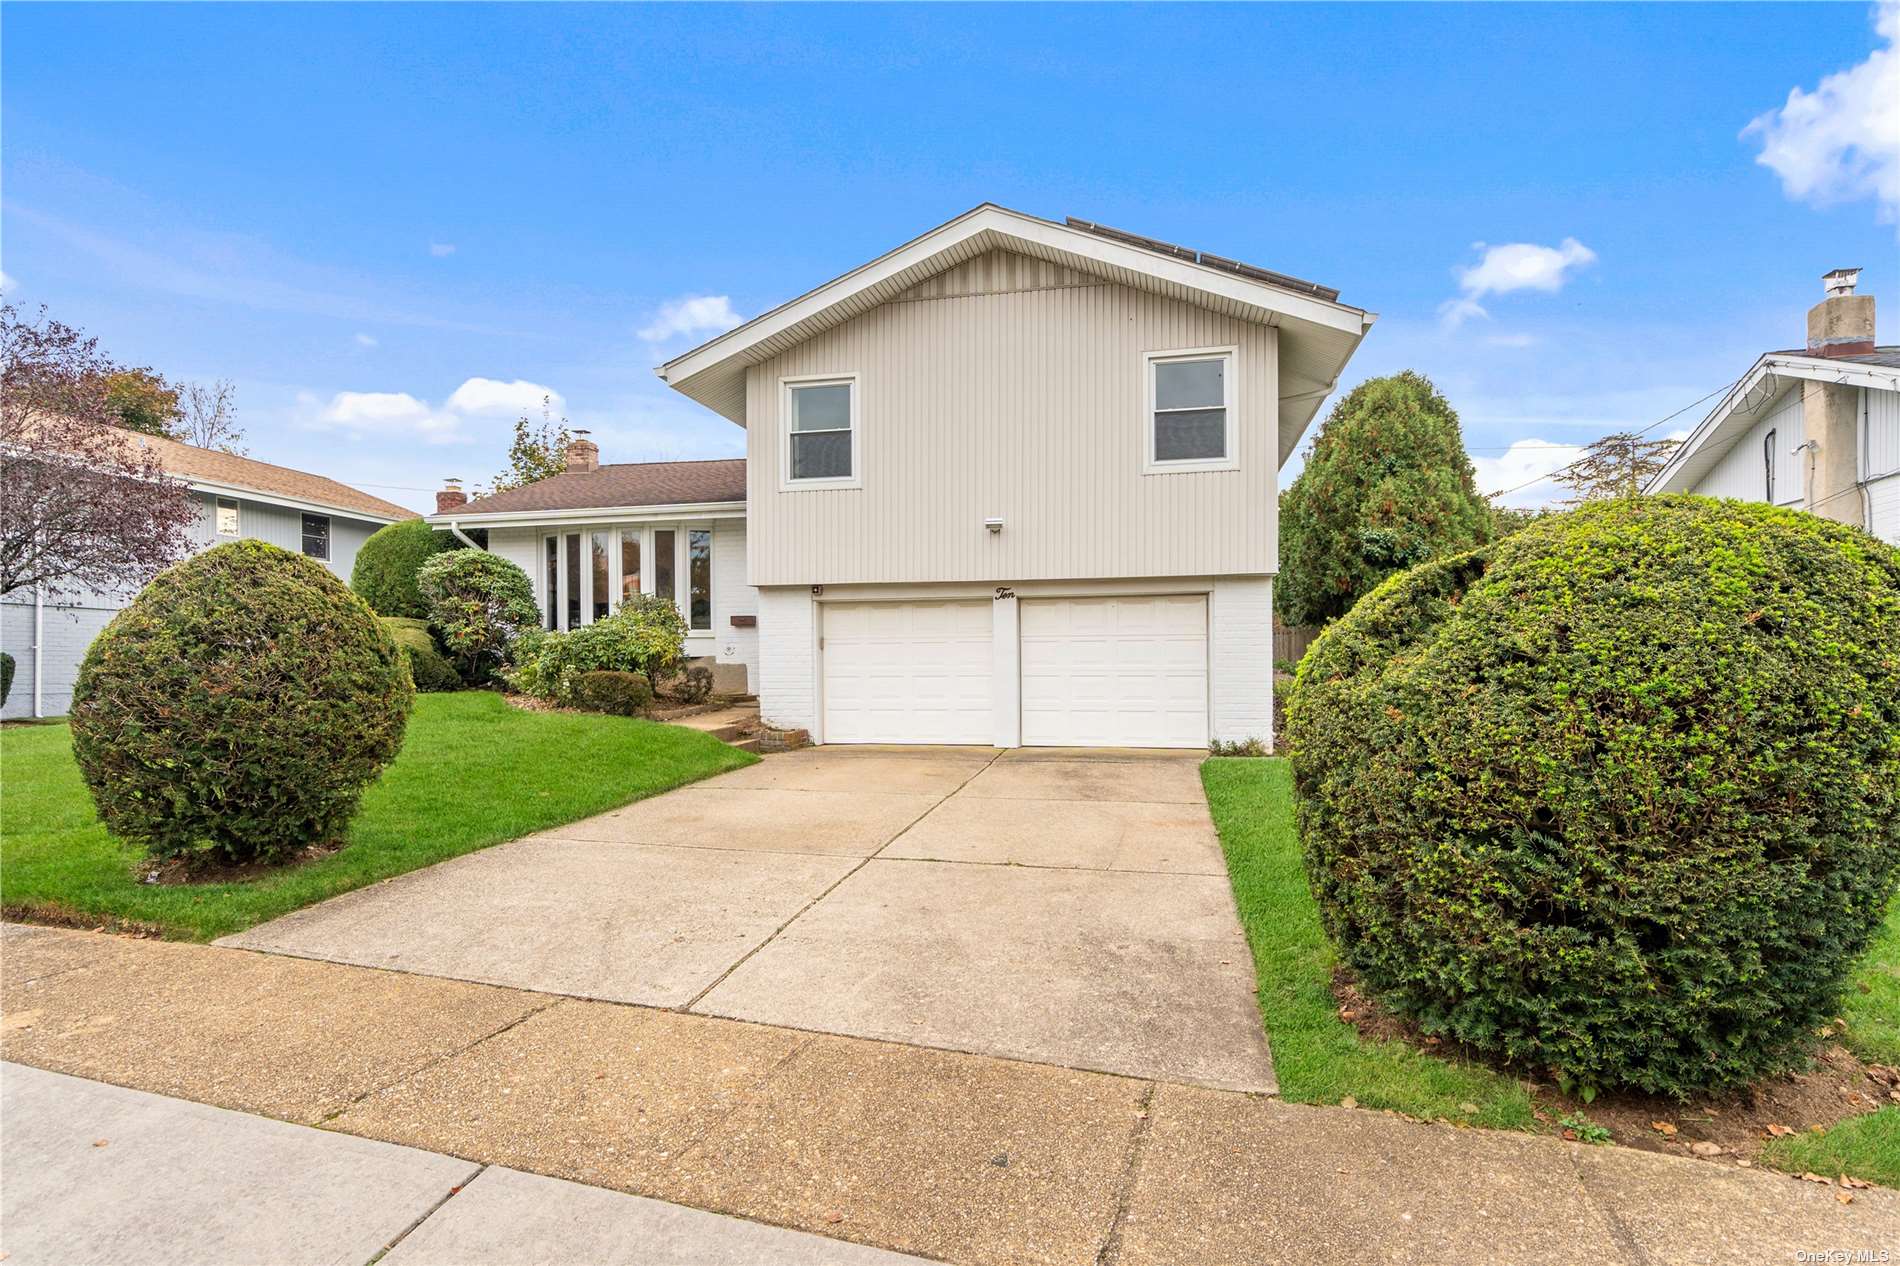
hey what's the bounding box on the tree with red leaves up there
[1,304,199,601]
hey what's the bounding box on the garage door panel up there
[1020,596,1207,749]
[822,600,993,745]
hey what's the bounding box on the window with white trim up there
[300,513,330,560]
[1145,348,1236,472]
[215,498,240,537]
[783,376,857,486]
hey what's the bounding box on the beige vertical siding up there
[1693,387,1805,507]
[746,255,1279,586]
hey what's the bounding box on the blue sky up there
[5,2,1897,511]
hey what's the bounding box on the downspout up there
[32,581,44,719]
[446,520,484,551]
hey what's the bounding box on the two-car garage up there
[818,594,1211,749]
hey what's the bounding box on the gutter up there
[32,582,43,719]
[444,520,485,551]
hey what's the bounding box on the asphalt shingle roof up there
[130,432,416,520]
[451,458,746,515]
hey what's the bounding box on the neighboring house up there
[1648,269,1899,544]
[435,204,1376,748]
[2,433,415,719]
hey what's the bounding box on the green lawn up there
[1,692,754,941]
[1201,757,1539,1130]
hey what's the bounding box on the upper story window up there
[782,374,859,489]
[215,498,240,537]
[300,513,330,561]
[1145,347,1238,474]
[1763,428,1777,503]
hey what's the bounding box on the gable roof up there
[129,431,416,522]
[437,458,746,521]
[655,204,1377,461]
[1647,347,1900,493]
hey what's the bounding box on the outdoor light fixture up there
[984,517,1004,534]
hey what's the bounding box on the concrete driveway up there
[223,747,1274,1092]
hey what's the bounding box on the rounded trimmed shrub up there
[351,519,458,618]
[0,650,13,706]
[415,550,539,685]
[71,540,413,867]
[569,670,654,716]
[1287,496,1900,1097]
[380,616,461,693]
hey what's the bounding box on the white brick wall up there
[757,585,817,732]
[1210,576,1274,749]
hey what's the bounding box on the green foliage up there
[1277,372,1494,627]
[69,540,413,867]
[482,398,572,496]
[380,617,460,693]
[569,670,654,716]
[414,549,540,685]
[1762,1107,1900,1188]
[1287,496,1900,1097]
[507,595,687,703]
[352,519,458,619]
[102,369,179,437]
[1488,504,1545,540]
[0,651,13,706]
[1558,1114,1613,1145]
[1201,758,1538,1127]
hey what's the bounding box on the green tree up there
[102,369,180,437]
[481,397,572,496]
[1551,431,1681,503]
[1276,371,1494,627]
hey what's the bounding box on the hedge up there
[380,616,461,693]
[415,550,540,685]
[351,519,459,619]
[70,540,413,867]
[1287,496,1900,1097]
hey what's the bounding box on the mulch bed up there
[136,841,345,888]
[1332,967,1900,1169]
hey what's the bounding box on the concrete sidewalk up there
[0,1064,928,1266]
[4,924,1895,1265]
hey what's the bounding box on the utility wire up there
[1489,376,1744,499]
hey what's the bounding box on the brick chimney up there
[1803,269,1874,528]
[566,430,600,474]
[435,479,468,514]
[1808,268,1875,358]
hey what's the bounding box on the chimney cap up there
[1823,267,1862,298]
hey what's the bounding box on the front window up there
[688,529,712,631]
[564,532,581,631]
[620,531,641,604]
[654,529,676,601]
[1146,349,1236,471]
[544,536,559,630]
[785,377,856,485]
[300,514,330,560]
[216,498,240,537]
[591,531,610,622]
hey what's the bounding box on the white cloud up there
[0,270,15,293]
[638,294,744,343]
[353,332,378,348]
[1439,238,1598,327]
[318,390,462,443]
[443,377,563,416]
[1484,332,1539,349]
[429,242,457,257]
[1469,438,1587,507]
[1744,1,1900,232]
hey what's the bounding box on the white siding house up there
[2,435,414,719]
[649,204,1375,748]
[1651,270,1899,544]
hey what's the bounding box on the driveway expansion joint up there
[364,1160,487,1266]
[1094,1081,1159,1266]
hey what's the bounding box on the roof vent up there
[1823,268,1861,299]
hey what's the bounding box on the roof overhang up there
[187,476,412,525]
[427,500,747,530]
[1648,352,1900,493]
[655,204,1377,463]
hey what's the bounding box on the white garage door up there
[822,600,994,744]
[1020,595,1208,748]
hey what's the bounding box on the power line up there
[1488,376,1743,499]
